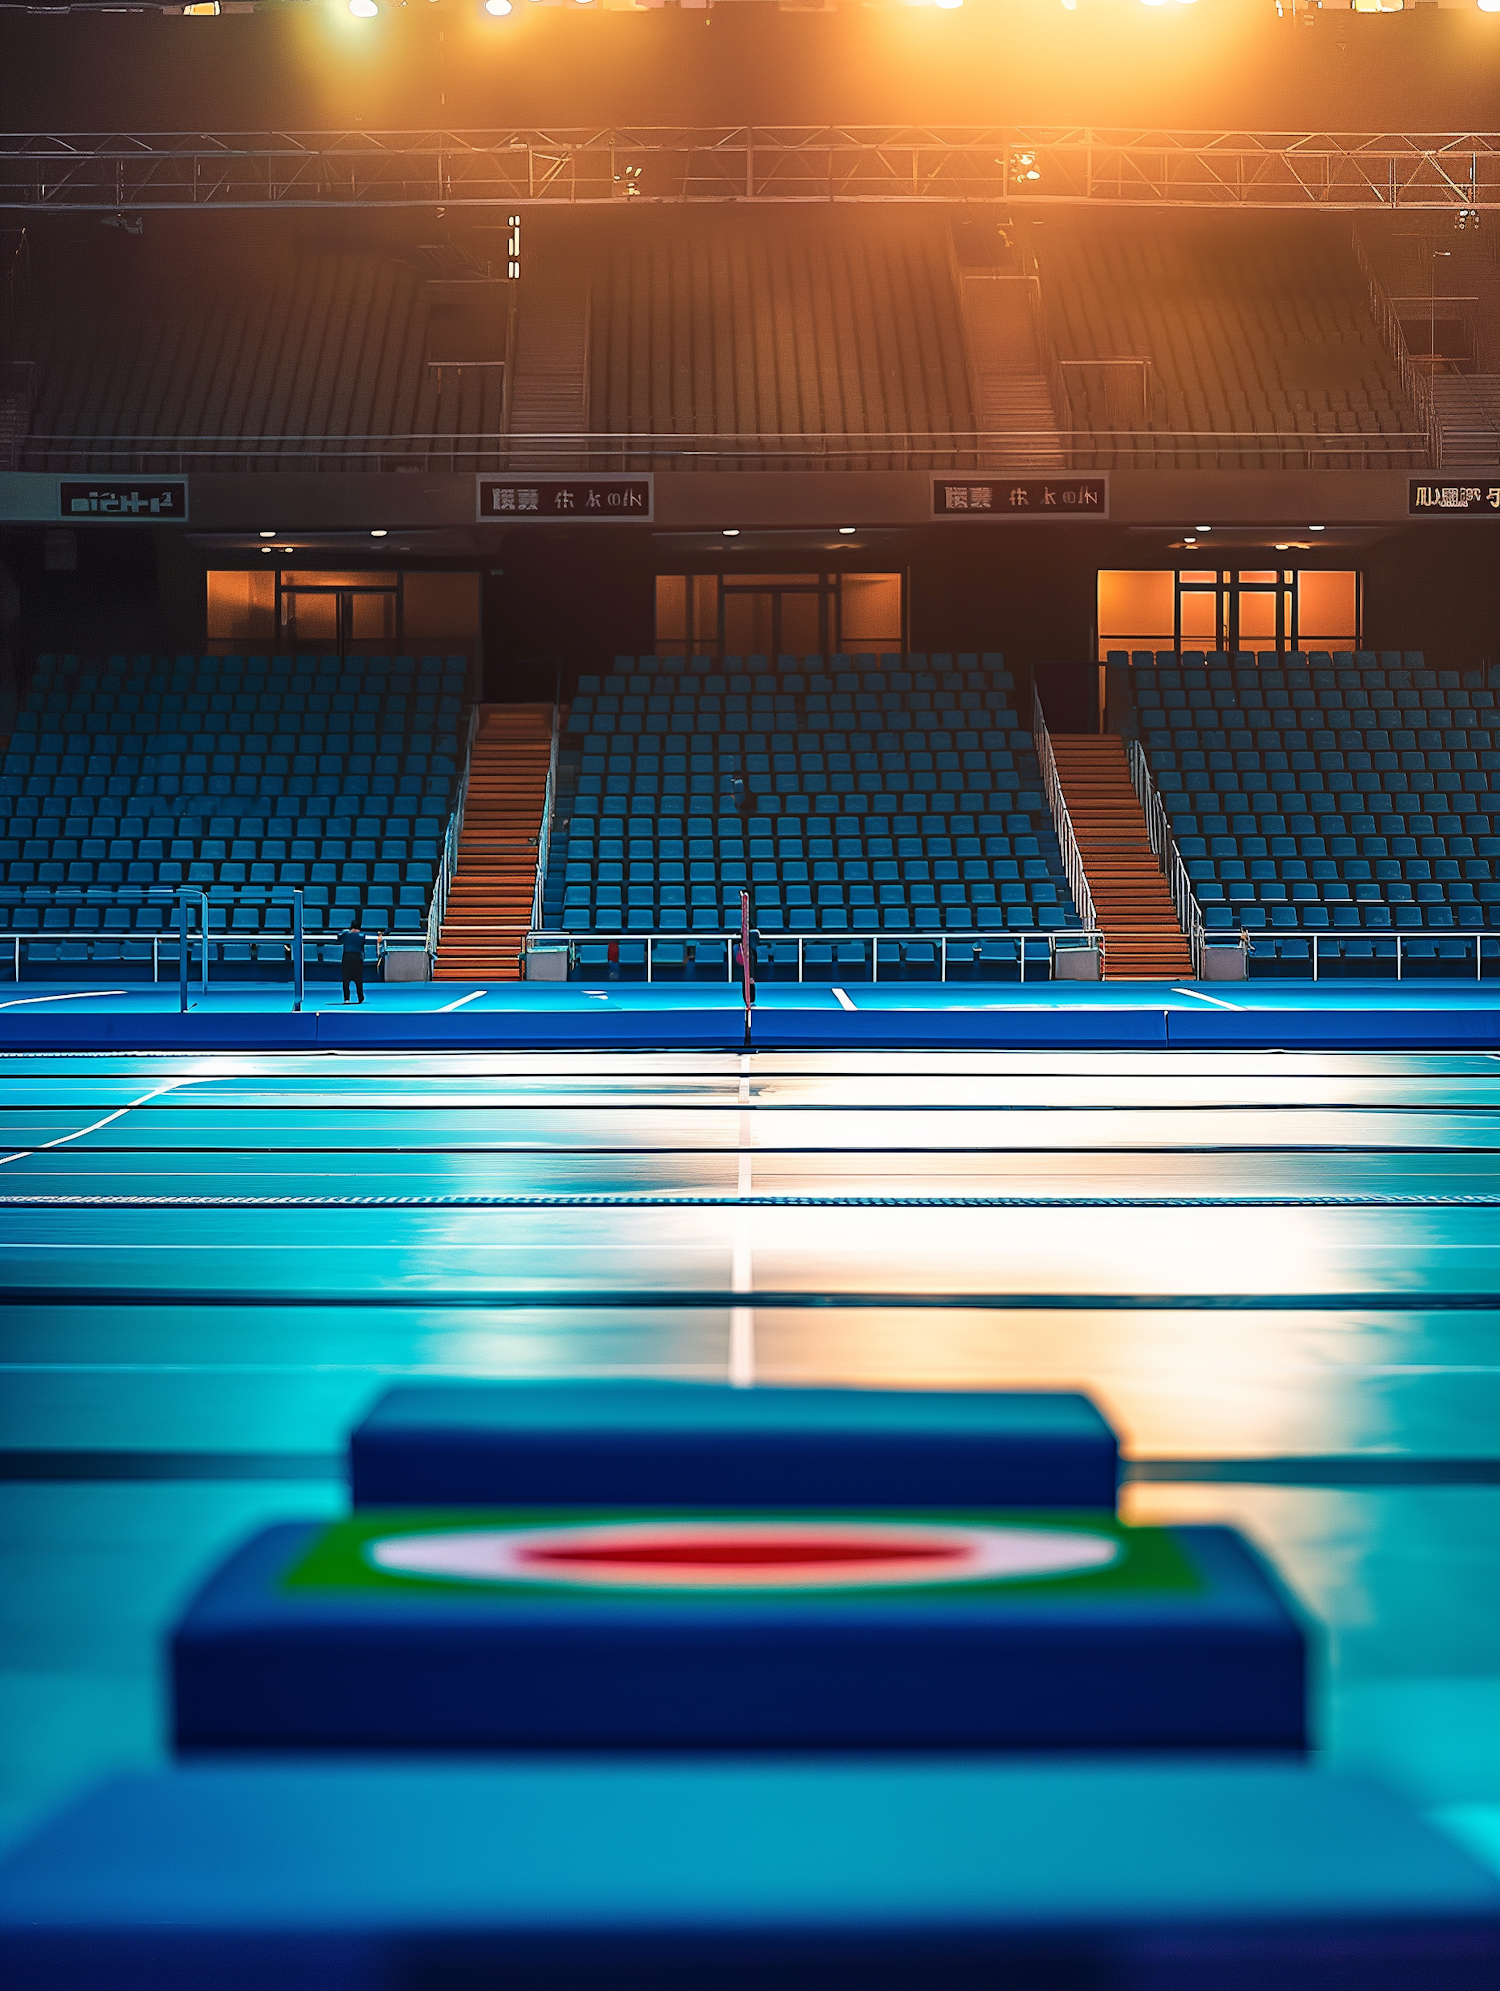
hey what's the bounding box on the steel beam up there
[1,127,1498,211]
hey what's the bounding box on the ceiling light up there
[1184,536,1197,546]
[934,0,963,10]
[484,0,512,11]
[1061,0,1077,10]
[722,529,740,538]
[838,526,857,535]
[260,546,273,554]
[259,530,276,538]
[1196,525,1212,532]
[371,529,388,538]
[1481,1,1500,15]
[1274,543,1290,551]
[1309,525,1325,532]
[348,0,378,15]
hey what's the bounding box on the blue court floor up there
[1,1043,1497,1876]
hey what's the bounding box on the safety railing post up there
[199,892,209,996]
[178,892,189,1014]
[292,891,305,1012]
[940,936,947,983]
[646,937,653,984]
[1396,935,1403,981]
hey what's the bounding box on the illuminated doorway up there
[1097,568,1359,660]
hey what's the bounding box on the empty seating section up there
[540,653,1082,942]
[1117,648,1500,951]
[0,652,467,972]
[1034,217,1419,467]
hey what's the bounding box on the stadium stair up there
[435,702,552,980]
[1050,734,1193,980]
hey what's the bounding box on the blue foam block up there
[171,1513,1306,1752]
[4,1761,1497,1989]
[349,1382,1121,1509]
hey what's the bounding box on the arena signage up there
[59,478,188,521]
[932,475,1108,518]
[477,474,653,522]
[1409,479,1500,516]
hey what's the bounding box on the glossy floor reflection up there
[0,1047,1497,1858]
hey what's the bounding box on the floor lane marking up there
[0,990,128,1011]
[831,987,857,1011]
[0,1078,198,1170]
[437,990,489,1012]
[1173,987,1243,1010]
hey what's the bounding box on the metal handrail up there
[1352,221,1439,465]
[1030,686,1097,934]
[1127,736,1209,976]
[11,425,1432,475]
[530,700,561,933]
[427,703,481,957]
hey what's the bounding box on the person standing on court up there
[340,914,368,1005]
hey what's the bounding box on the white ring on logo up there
[365,1519,1121,1591]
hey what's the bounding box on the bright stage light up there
[348,0,378,16]
[484,0,512,14]
[1480,0,1500,15]
[934,0,964,11]
[1060,0,1077,10]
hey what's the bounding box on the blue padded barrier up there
[3,1761,1495,1990]
[170,1514,1306,1752]
[348,1382,1121,1510]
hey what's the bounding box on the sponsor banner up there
[59,478,188,522]
[933,475,1108,519]
[1409,479,1500,516]
[285,1508,1201,1602]
[478,474,653,522]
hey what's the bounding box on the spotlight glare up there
[934,0,964,10]
[371,529,388,538]
[348,0,378,16]
[1061,0,1077,10]
[838,527,857,535]
[1480,0,1500,14]
[1309,525,1325,532]
[722,529,740,538]
[485,0,512,13]
[259,529,276,538]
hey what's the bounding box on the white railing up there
[0,922,431,986]
[427,703,481,957]
[530,700,561,933]
[1030,686,1097,933]
[523,926,1106,983]
[1244,929,1494,982]
[1127,737,1210,975]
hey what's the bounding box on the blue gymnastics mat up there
[171,1512,1306,1753]
[349,1383,1121,1510]
[3,1760,1497,1990]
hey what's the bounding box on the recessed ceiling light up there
[838,526,857,535]
[371,529,387,538]
[1196,525,1212,532]
[1274,543,1290,551]
[260,530,276,538]
[1309,525,1325,532]
[722,529,740,537]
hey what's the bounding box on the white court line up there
[831,986,857,1011]
[0,1077,194,1170]
[0,990,128,1011]
[438,990,489,1012]
[1172,987,1243,1010]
